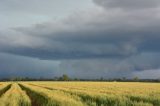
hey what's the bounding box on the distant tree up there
[10,77,23,81]
[62,74,69,81]
[54,77,59,81]
[74,78,79,81]
[100,77,104,81]
[122,77,126,81]
[58,74,70,81]
[133,76,139,81]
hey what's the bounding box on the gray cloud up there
[93,0,160,10]
[0,0,90,15]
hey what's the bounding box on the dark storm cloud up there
[0,53,60,78]
[58,53,160,79]
[2,4,160,60]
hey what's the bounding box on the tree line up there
[0,74,160,82]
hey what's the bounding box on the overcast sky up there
[0,0,160,79]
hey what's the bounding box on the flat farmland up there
[0,82,159,106]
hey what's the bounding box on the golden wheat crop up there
[0,82,159,106]
[24,82,160,106]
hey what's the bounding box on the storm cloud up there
[0,0,160,78]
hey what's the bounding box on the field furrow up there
[19,84,49,106]
[19,83,86,106]
[0,83,31,106]
[0,84,11,97]
[26,83,137,106]
[27,83,103,106]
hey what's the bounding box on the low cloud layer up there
[0,0,160,78]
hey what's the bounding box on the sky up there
[0,0,160,79]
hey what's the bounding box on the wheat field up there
[0,82,159,106]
